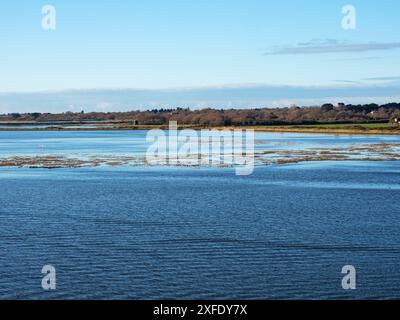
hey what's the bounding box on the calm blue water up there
[0,130,399,157]
[0,131,400,299]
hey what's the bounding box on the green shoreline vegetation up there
[1,102,400,134]
[0,122,399,135]
[228,122,400,135]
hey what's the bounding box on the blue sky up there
[0,0,400,112]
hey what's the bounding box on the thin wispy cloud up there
[265,39,400,55]
[364,76,400,81]
[330,56,382,62]
[331,80,361,84]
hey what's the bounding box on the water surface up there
[0,131,399,299]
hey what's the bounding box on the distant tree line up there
[2,103,400,126]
